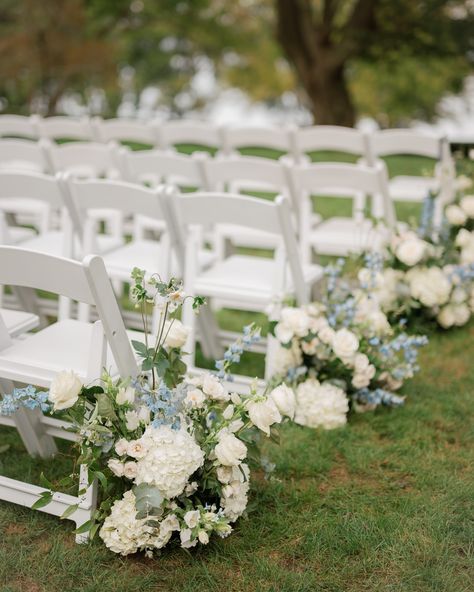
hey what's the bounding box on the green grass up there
[1,151,473,591]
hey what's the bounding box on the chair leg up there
[0,378,57,459]
[197,305,224,361]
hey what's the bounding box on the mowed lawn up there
[0,150,473,592]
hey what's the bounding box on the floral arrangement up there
[367,183,474,330]
[0,270,292,556]
[269,259,428,430]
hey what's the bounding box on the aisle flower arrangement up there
[364,186,474,330]
[269,260,428,429]
[0,270,290,556]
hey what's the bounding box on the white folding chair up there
[0,308,39,337]
[0,247,138,540]
[92,117,159,147]
[156,120,223,152]
[164,189,323,375]
[45,140,120,179]
[201,155,299,252]
[290,161,396,259]
[0,114,40,139]
[36,116,94,142]
[221,125,295,158]
[367,129,455,205]
[0,138,50,174]
[292,125,370,164]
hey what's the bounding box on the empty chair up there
[0,308,39,337]
[201,155,298,252]
[156,120,223,153]
[0,114,40,139]
[165,189,323,373]
[92,117,159,147]
[293,125,370,164]
[367,129,455,204]
[0,247,138,540]
[45,140,120,179]
[0,138,50,173]
[221,125,295,159]
[289,161,395,259]
[36,116,93,142]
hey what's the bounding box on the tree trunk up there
[301,63,355,126]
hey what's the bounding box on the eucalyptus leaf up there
[133,484,163,518]
[60,503,80,520]
[96,393,118,421]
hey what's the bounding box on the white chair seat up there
[1,308,39,337]
[388,176,439,202]
[102,239,216,281]
[310,217,389,256]
[6,226,37,244]
[0,161,44,173]
[19,231,123,257]
[194,254,322,307]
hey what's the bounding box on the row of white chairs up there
[0,114,453,202]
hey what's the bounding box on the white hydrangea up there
[437,303,471,329]
[219,463,250,522]
[99,490,155,556]
[294,379,349,430]
[135,425,205,499]
[407,267,451,308]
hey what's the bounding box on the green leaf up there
[0,444,10,454]
[133,484,163,518]
[132,340,148,356]
[96,393,118,421]
[142,358,153,371]
[31,491,53,510]
[73,519,94,535]
[93,470,108,491]
[60,503,80,520]
[39,472,53,489]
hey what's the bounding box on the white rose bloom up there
[114,438,129,457]
[460,245,474,264]
[437,305,456,329]
[151,513,181,550]
[247,398,282,435]
[445,204,468,226]
[108,458,125,477]
[198,530,209,544]
[202,373,229,401]
[367,310,392,336]
[116,386,135,406]
[353,353,370,372]
[220,463,250,522]
[184,387,206,408]
[135,425,204,498]
[394,233,426,266]
[100,491,155,555]
[455,228,474,248]
[318,325,336,345]
[456,176,473,191]
[407,267,451,307]
[275,307,310,343]
[184,509,201,529]
[460,195,474,218]
[214,431,247,466]
[373,269,404,312]
[216,465,234,484]
[451,287,468,304]
[163,319,189,349]
[272,341,303,375]
[180,528,198,549]
[125,410,140,432]
[123,461,138,479]
[301,337,320,355]
[453,303,471,326]
[351,364,376,389]
[295,379,349,430]
[49,370,82,411]
[127,440,147,459]
[270,384,296,419]
[138,405,151,424]
[332,328,359,361]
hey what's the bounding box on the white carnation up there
[135,425,204,499]
[295,379,349,430]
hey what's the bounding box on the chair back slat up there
[37,117,93,141]
[157,121,222,149]
[0,171,63,208]
[222,126,292,154]
[93,117,158,146]
[294,125,369,158]
[369,130,442,160]
[0,139,50,173]
[0,115,39,139]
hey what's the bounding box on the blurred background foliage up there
[0,0,473,125]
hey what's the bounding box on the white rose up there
[184,510,200,529]
[277,307,310,341]
[198,530,209,544]
[353,353,370,372]
[367,310,392,336]
[214,432,247,466]
[202,374,229,401]
[123,461,138,479]
[138,406,151,424]
[164,319,189,349]
[184,387,206,408]
[108,458,124,477]
[114,438,129,456]
[332,328,359,361]
[127,440,147,459]
[461,246,474,264]
[456,176,473,191]
[270,384,296,419]
[437,305,456,329]
[460,195,474,218]
[247,398,282,436]
[445,204,467,226]
[451,287,468,304]
[351,364,376,389]
[180,528,198,549]
[116,386,135,406]
[318,325,336,345]
[395,235,426,266]
[49,370,82,411]
[125,410,140,432]
[455,228,474,248]
[453,303,471,326]
[408,267,451,307]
